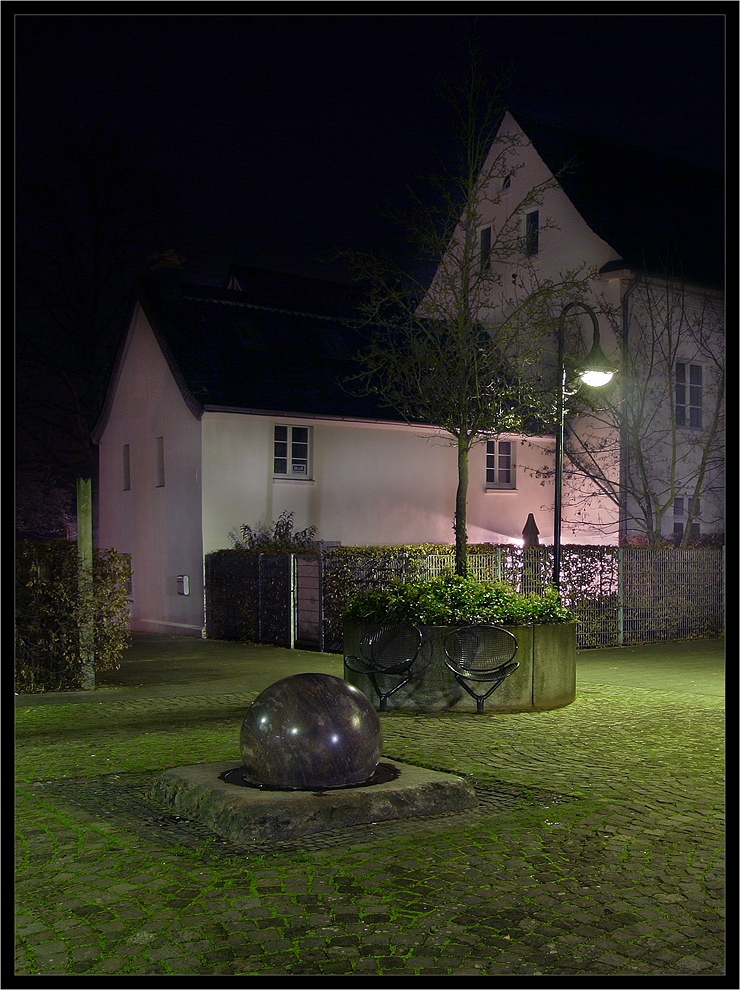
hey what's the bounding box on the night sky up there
[15,12,727,284]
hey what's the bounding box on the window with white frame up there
[673,496,700,536]
[675,362,702,428]
[274,425,312,478]
[486,439,516,489]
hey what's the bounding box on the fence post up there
[258,554,263,642]
[617,546,625,647]
[318,551,325,653]
[721,546,725,638]
[289,554,296,649]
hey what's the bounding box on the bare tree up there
[564,275,724,546]
[344,51,592,575]
[14,469,77,539]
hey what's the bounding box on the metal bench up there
[344,624,423,711]
[443,625,520,713]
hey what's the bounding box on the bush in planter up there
[343,572,575,627]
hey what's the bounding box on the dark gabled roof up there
[513,113,724,290]
[224,265,364,317]
[134,269,397,421]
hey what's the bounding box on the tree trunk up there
[454,440,470,576]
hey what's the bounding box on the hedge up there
[15,540,131,693]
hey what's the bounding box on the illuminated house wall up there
[421,110,625,544]
[96,297,608,638]
[614,279,725,539]
[95,303,205,635]
[200,413,564,555]
[425,110,723,545]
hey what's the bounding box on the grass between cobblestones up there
[14,671,726,979]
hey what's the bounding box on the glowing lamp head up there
[579,368,615,388]
[575,338,617,389]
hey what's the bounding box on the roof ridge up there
[180,291,357,324]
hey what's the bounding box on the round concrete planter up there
[343,622,576,713]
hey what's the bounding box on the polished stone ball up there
[239,673,383,790]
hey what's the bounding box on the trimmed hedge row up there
[343,573,575,627]
[15,540,131,693]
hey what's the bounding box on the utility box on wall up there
[177,575,190,596]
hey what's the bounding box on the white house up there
[94,268,582,636]
[93,115,723,637]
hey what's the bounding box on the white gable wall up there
[96,306,205,635]
[473,116,722,543]
[480,115,637,543]
[478,114,624,340]
[419,111,624,546]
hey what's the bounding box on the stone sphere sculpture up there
[239,673,383,790]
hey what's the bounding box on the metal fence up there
[205,546,724,652]
[415,546,724,648]
[419,547,620,648]
[619,547,725,645]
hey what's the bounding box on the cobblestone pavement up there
[14,638,727,980]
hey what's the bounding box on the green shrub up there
[229,511,317,552]
[343,572,575,626]
[15,541,131,693]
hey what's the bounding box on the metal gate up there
[294,554,323,650]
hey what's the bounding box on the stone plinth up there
[149,759,477,845]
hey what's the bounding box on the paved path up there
[14,636,727,979]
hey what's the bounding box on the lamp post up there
[553,302,617,591]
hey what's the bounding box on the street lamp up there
[553,302,617,591]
